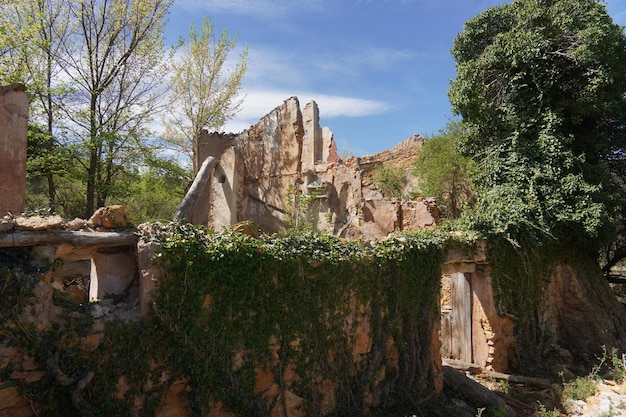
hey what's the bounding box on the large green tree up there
[412,120,475,219]
[449,0,626,244]
[61,0,173,216]
[163,16,247,172]
[449,0,626,366]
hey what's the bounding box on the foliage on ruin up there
[140,222,446,415]
[0,223,457,416]
[285,183,326,232]
[449,0,626,246]
[412,120,475,219]
[373,164,408,199]
[448,0,626,373]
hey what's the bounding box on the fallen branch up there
[443,358,482,374]
[443,366,516,417]
[483,370,552,390]
[443,358,552,389]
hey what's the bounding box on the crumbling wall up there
[0,222,445,417]
[192,96,438,238]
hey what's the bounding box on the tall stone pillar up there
[0,84,28,215]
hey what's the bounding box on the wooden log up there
[483,370,552,390]
[443,358,483,374]
[174,156,218,222]
[0,230,138,248]
[443,366,516,417]
[443,359,552,390]
[495,392,537,414]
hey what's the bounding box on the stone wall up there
[189,97,438,238]
[441,244,515,373]
[0,220,445,417]
[0,84,29,216]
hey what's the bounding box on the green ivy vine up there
[143,222,447,416]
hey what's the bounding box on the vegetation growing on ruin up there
[412,120,475,219]
[0,223,465,416]
[373,164,408,199]
[142,222,446,415]
[446,0,626,372]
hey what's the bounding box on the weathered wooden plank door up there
[442,272,472,363]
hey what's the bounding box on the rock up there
[18,282,63,331]
[115,376,131,400]
[270,391,306,417]
[20,354,38,371]
[564,398,586,415]
[317,379,338,416]
[82,333,103,352]
[254,367,276,395]
[0,345,19,371]
[0,386,21,410]
[10,370,45,383]
[64,284,87,304]
[15,215,63,231]
[155,380,190,417]
[207,400,231,417]
[66,217,90,231]
[0,219,14,233]
[91,304,104,318]
[231,220,258,237]
[89,205,132,229]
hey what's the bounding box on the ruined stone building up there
[179,96,515,372]
[184,96,438,240]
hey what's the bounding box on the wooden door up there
[441,272,472,363]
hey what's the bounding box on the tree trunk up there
[542,254,626,364]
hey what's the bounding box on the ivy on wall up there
[0,223,453,416]
[145,222,447,416]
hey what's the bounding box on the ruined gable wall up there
[199,97,437,238]
[232,97,304,232]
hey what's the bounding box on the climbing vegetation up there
[0,222,460,416]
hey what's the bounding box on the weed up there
[537,402,560,417]
[497,379,510,394]
[562,376,597,402]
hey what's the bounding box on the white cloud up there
[315,47,418,76]
[222,89,390,133]
[175,0,325,17]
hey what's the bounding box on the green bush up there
[373,164,408,198]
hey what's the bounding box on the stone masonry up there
[189,96,438,239]
[0,84,29,216]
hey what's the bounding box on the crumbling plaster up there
[191,96,438,239]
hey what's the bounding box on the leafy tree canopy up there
[164,16,247,172]
[449,0,626,244]
[412,120,475,219]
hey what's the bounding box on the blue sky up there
[165,0,626,157]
